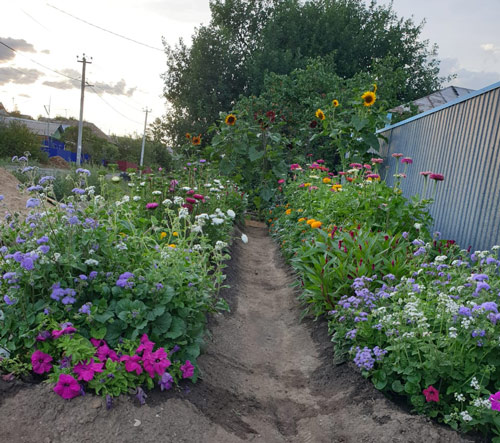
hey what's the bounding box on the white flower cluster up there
[133,196,141,201]
[472,398,490,409]
[174,196,184,205]
[448,327,458,339]
[178,207,189,219]
[215,240,228,250]
[454,392,465,402]
[84,259,99,266]
[460,411,473,422]
[152,190,162,195]
[470,376,481,390]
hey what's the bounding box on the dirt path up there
[0,222,476,443]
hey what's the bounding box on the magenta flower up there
[96,344,119,363]
[185,197,197,204]
[180,360,195,378]
[186,189,195,195]
[31,350,53,374]
[420,171,432,177]
[363,164,371,170]
[52,326,77,339]
[73,358,104,382]
[349,163,363,169]
[422,385,439,402]
[401,157,413,164]
[489,392,500,411]
[53,373,81,400]
[391,153,403,158]
[136,333,155,355]
[193,194,204,200]
[143,348,171,378]
[277,179,285,184]
[120,354,143,375]
[146,202,159,210]
[90,338,106,348]
[371,158,383,164]
[366,174,380,180]
[290,163,301,170]
[430,173,444,181]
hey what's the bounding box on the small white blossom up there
[215,241,227,250]
[54,253,61,261]
[162,199,172,206]
[454,393,465,402]
[470,377,480,390]
[460,411,473,422]
[178,208,189,219]
[174,196,184,205]
[227,209,236,218]
[211,217,225,225]
[448,327,458,339]
[84,259,99,266]
[152,190,162,195]
[133,196,141,201]
[140,182,146,186]
[414,223,422,230]
[435,255,447,262]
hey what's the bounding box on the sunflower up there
[191,135,201,146]
[225,114,237,125]
[332,99,339,107]
[185,133,191,139]
[315,109,325,120]
[361,91,376,107]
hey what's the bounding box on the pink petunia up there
[31,350,53,374]
[52,327,77,339]
[423,385,439,402]
[90,338,106,348]
[489,392,500,411]
[53,373,81,400]
[180,360,195,379]
[136,334,155,355]
[96,344,119,363]
[120,354,143,375]
[73,358,104,382]
[143,348,171,378]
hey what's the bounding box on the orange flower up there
[225,114,237,125]
[191,135,201,145]
[332,99,339,107]
[306,219,316,225]
[311,221,322,229]
[298,217,306,222]
[185,133,191,139]
[322,177,331,184]
[160,231,167,239]
[285,209,292,215]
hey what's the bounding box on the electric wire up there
[46,3,164,52]
[88,85,143,125]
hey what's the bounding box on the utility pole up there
[139,107,151,168]
[76,53,92,166]
[44,97,51,149]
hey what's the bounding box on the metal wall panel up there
[378,83,500,251]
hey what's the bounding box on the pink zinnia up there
[290,163,301,170]
[430,173,444,181]
[363,164,371,170]
[401,157,413,164]
[193,194,204,200]
[180,360,195,378]
[186,189,195,195]
[185,197,197,204]
[52,326,77,339]
[391,153,403,158]
[366,174,380,180]
[371,158,383,164]
[31,350,53,374]
[277,179,285,184]
[53,373,81,400]
[349,163,362,169]
[489,391,500,411]
[146,202,159,209]
[420,171,432,177]
[338,171,346,176]
[73,358,104,382]
[120,354,143,375]
[316,159,325,164]
[143,347,171,378]
[422,385,439,402]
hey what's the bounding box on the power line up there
[46,3,164,52]
[0,41,81,82]
[91,83,143,113]
[88,85,143,125]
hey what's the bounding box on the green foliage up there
[161,0,445,142]
[0,121,47,162]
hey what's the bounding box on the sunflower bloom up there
[191,135,201,146]
[315,109,325,120]
[332,99,339,107]
[362,91,376,107]
[331,184,342,191]
[225,114,237,125]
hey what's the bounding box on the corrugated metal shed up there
[378,81,500,251]
[0,116,65,136]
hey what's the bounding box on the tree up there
[162,0,445,144]
[0,120,47,161]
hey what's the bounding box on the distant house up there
[390,86,475,115]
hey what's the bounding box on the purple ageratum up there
[472,274,489,282]
[39,176,55,185]
[39,245,50,254]
[353,347,375,371]
[3,295,17,305]
[68,216,80,225]
[26,198,40,209]
[78,302,92,315]
[159,372,173,391]
[72,188,86,195]
[413,247,426,257]
[89,271,98,280]
[76,168,91,176]
[473,301,498,313]
[27,185,43,192]
[345,329,357,339]
[458,306,472,317]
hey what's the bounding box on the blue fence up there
[377,81,500,251]
[41,138,90,163]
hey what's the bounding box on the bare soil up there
[0,221,480,443]
[0,167,29,218]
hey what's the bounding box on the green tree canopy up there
[162,0,444,144]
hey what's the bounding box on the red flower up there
[266,111,276,122]
[309,120,318,128]
[423,385,439,402]
[430,173,444,181]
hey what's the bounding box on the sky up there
[1,0,499,137]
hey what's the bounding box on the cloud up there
[41,49,50,55]
[42,79,79,90]
[481,43,500,54]
[142,0,210,23]
[440,57,500,90]
[91,79,137,97]
[19,93,31,98]
[0,67,44,85]
[0,37,36,62]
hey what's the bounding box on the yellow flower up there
[332,99,339,107]
[306,219,316,225]
[361,91,376,107]
[331,184,342,191]
[225,114,237,125]
[160,231,167,239]
[303,182,312,188]
[173,231,179,237]
[315,109,325,120]
[298,217,306,222]
[168,244,176,248]
[119,232,126,237]
[297,208,303,212]
[322,177,331,184]
[311,221,322,229]
[285,209,292,215]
